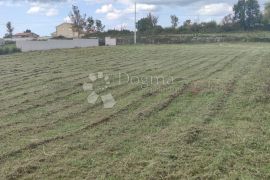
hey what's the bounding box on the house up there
[52,23,85,38]
[13,32,39,39]
[0,38,4,46]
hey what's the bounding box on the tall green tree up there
[147,13,159,27]
[24,29,32,33]
[86,16,95,32]
[183,19,192,31]
[263,2,270,24]
[222,14,236,31]
[233,0,246,28]
[137,17,153,33]
[246,0,262,28]
[137,13,159,33]
[233,0,262,29]
[69,5,86,38]
[170,15,179,29]
[6,22,14,38]
[95,20,105,32]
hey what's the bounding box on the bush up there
[4,41,15,45]
[0,46,21,55]
[3,47,10,54]
[10,47,21,53]
[51,36,73,40]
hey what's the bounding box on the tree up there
[95,20,105,32]
[6,22,14,38]
[263,2,270,24]
[184,20,192,26]
[69,5,86,38]
[137,17,153,33]
[233,0,246,29]
[222,14,234,26]
[170,15,179,29]
[201,21,218,32]
[246,0,262,28]
[137,13,159,33]
[222,14,236,31]
[24,29,32,33]
[233,0,262,29]
[147,13,158,27]
[86,16,95,32]
[182,19,192,31]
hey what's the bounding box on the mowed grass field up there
[0,43,270,179]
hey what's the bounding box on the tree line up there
[136,0,270,34]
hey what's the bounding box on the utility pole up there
[134,2,137,44]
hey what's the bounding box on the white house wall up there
[16,39,99,52]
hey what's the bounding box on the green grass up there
[0,43,270,179]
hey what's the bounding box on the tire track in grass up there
[202,54,260,124]
[0,52,239,165]
[176,53,261,146]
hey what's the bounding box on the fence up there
[16,39,99,52]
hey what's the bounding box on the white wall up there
[16,39,99,52]
[105,37,117,46]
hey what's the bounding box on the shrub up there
[10,47,21,53]
[0,46,21,55]
[3,47,10,54]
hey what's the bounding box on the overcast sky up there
[0,0,267,37]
